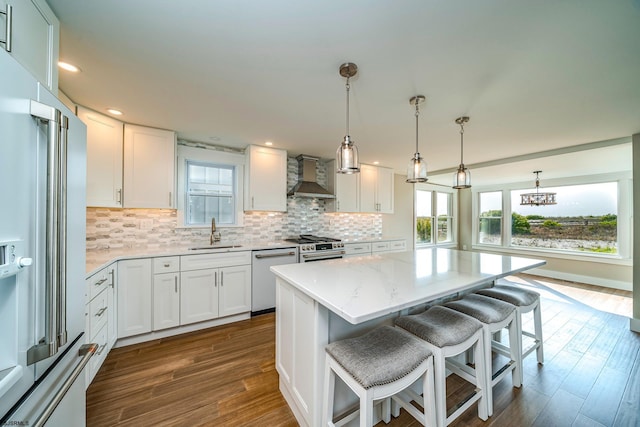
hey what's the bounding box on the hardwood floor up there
[86,276,638,427]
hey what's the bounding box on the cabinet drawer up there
[153,256,180,273]
[388,240,406,252]
[87,324,108,386]
[88,291,109,339]
[371,242,390,252]
[344,243,372,256]
[86,267,112,301]
[181,251,251,271]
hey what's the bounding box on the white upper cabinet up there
[244,144,287,212]
[123,124,176,208]
[326,159,359,213]
[78,107,124,208]
[0,0,59,94]
[329,163,394,214]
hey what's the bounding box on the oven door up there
[300,250,345,263]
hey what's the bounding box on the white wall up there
[382,174,415,249]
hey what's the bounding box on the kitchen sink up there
[188,245,242,250]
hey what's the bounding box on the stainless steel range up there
[284,235,345,262]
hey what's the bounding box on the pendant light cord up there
[415,102,420,154]
[345,78,350,137]
[459,122,465,165]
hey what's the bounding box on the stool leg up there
[381,398,391,423]
[533,301,544,364]
[323,358,336,426]
[481,327,494,417]
[433,349,447,427]
[361,390,374,427]
[474,334,489,422]
[423,357,437,427]
[508,316,522,388]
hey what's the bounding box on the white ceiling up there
[48,0,640,184]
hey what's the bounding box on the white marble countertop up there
[270,248,546,324]
[86,240,298,276]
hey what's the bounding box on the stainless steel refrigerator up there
[0,48,95,426]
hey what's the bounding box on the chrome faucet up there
[210,217,221,245]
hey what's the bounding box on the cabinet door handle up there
[94,278,107,287]
[116,188,122,204]
[220,271,223,286]
[174,276,178,293]
[164,263,170,267]
[214,271,217,287]
[95,307,107,317]
[169,192,172,207]
[96,343,107,356]
[0,4,12,52]
[251,196,254,209]
[108,269,115,288]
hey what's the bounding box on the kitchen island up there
[270,248,545,426]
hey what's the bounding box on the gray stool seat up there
[395,306,489,427]
[443,294,515,324]
[395,305,483,347]
[326,325,432,389]
[476,285,539,307]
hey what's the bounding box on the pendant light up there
[453,116,471,189]
[520,171,557,206]
[336,62,360,174]
[406,95,428,183]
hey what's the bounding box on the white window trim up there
[471,171,632,262]
[414,182,458,248]
[176,145,245,229]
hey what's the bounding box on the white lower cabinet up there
[153,272,180,330]
[180,252,252,325]
[84,263,117,387]
[117,258,152,338]
[180,268,219,325]
[371,239,407,253]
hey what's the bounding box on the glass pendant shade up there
[453,165,471,189]
[336,135,360,174]
[407,153,427,183]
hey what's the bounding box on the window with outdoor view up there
[416,188,455,247]
[510,182,618,254]
[185,160,236,226]
[479,191,502,245]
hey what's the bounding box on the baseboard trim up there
[525,267,632,292]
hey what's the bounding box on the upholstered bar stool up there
[475,284,544,380]
[322,325,436,427]
[443,293,521,416]
[395,306,489,427]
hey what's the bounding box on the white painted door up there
[1,0,59,93]
[123,124,176,208]
[180,268,219,325]
[245,145,287,211]
[359,164,377,212]
[376,166,394,213]
[117,259,152,338]
[218,265,251,317]
[153,272,180,330]
[78,107,124,207]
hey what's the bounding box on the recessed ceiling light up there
[58,61,81,72]
[373,161,380,165]
[106,108,123,116]
[209,136,221,141]
[265,141,273,146]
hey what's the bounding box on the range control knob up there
[17,257,33,268]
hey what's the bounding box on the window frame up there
[414,183,457,249]
[472,172,631,263]
[176,144,245,228]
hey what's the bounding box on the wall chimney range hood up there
[287,155,335,199]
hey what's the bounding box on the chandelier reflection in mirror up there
[520,171,557,206]
[336,62,360,174]
[406,95,428,183]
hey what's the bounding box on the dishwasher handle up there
[254,251,296,259]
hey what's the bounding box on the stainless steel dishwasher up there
[251,247,299,315]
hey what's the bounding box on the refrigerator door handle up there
[27,100,68,365]
[31,343,98,427]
